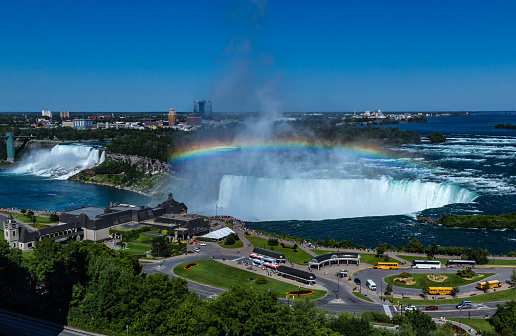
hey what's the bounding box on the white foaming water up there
[12,144,105,179]
[217,175,478,221]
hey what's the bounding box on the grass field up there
[174,259,327,299]
[396,255,449,265]
[125,233,156,256]
[352,292,374,302]
[384,272,495,289]
[3,212,57,224]
[395,287,516,305]
[485,259,516,266]
[448,318,494,333]
[220,240,244,249]
[245,235,313,265]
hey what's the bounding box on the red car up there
[425,306,439,311]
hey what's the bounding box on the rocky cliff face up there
[106,152,171,174]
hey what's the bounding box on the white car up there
[193,247,200,253]
[405,305,418,311]
[199,242,207,246]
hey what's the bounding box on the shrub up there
[457,268,476,278]
[399,272,412,278]
[362,311,391,324]
[391,314,407,325]
[268,238,279,246]
[256,277,267,285]
[225,234,236,245]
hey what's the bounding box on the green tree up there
[376,246,386,257]
[268,238,279,246]
[511,269,516,286]
[326,311,374,336]
[385,284,393,294]
[407,238,425,253]
[49,213,59,222]
[404,309,436,336]
[20,209,26,214]
[490,300,516,336]
[150,236,172,258]
[225,234,236,245]
[427,242,438,260]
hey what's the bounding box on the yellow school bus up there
[428,287,454,295]
[374,262,399,269]
[477,280,501,290]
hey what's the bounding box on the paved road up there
[353,266,515,297]
[144,241,516,321]
[0,308,103,336]
[143,245,396,316]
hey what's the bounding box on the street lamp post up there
[157,243,160,259]
[337,272,340,300]
[381,278,383,301]
[93,227,96,242]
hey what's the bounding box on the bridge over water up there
[0,132,35,161]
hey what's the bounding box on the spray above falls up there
[12,144,105,179]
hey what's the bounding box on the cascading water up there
[217,175,478,221]
[12,144,105,179]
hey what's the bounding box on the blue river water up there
[1,113,515,253]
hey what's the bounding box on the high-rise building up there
[193,100,212,119]
[60,111,70,118]
[42,110,52,118]
[168,108,177,126]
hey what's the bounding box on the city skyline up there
[1,1,515,112]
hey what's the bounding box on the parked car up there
[425,306,439,311]
[405,305,418,311]
[354,278,361,285]
[193,247,201,253]
[199,242,207,246]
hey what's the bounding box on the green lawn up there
[22,250,35,259]
[3,212,57,224]
[396,255,449,265]
[395,287,516,305]
[125,233,156,256]
[352,292,374,302]
[486,259,516,266]
[174,259,327,300]
[448,318,494,333]
[245,236,313,265]
[358,253,400,265]
[220,240,244,249]
[385,272,495,289]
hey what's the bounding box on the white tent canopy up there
[202,227,235,241]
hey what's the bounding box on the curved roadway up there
[143,241,516,320]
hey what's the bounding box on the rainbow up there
[169,138,418,169]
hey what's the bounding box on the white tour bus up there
[411,260,441,269]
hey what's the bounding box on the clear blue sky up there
[1,0,515,112]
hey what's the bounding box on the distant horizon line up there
[1,110,515,114]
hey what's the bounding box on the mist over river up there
[1,113,516,253]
